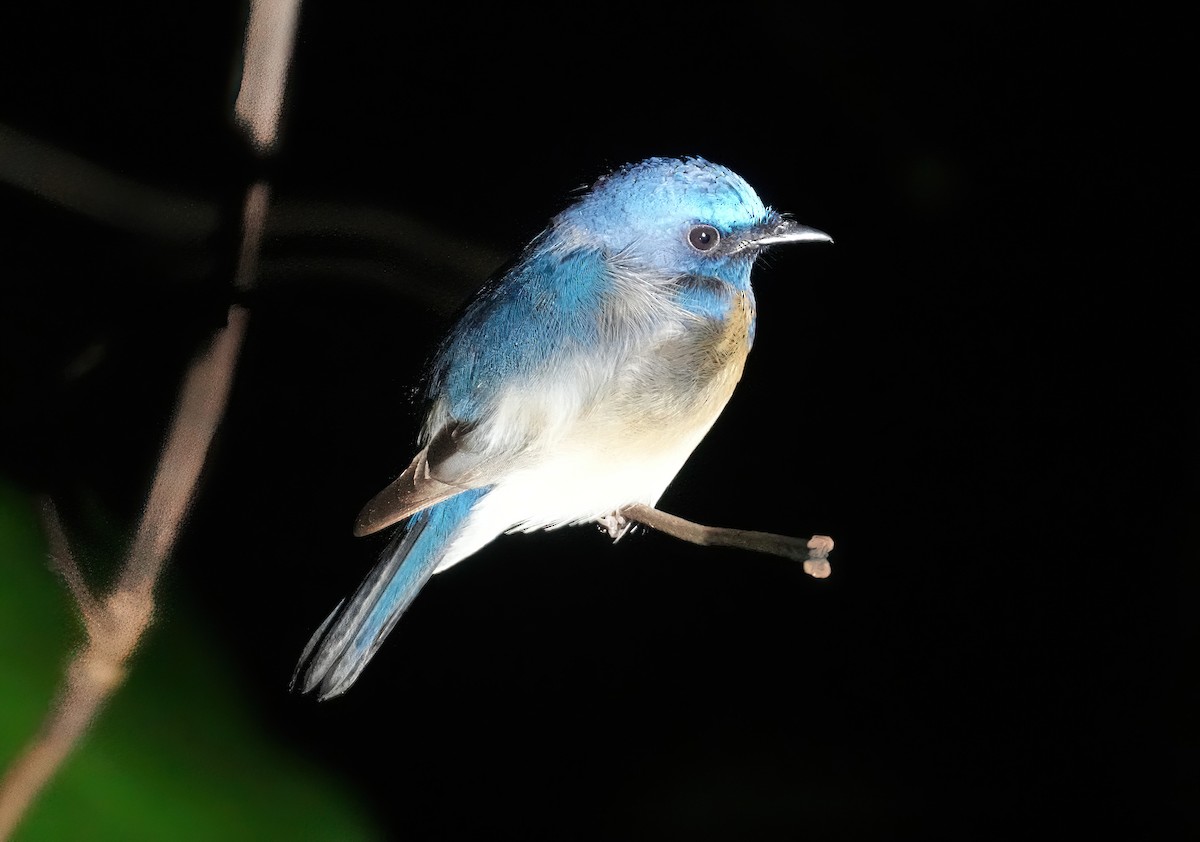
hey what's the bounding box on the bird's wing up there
[353,420,502,536]
[355,244,616,537]
[353,450,459,537]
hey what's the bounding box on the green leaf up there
[0,480,379,841]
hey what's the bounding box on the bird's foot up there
[596,512,634,541]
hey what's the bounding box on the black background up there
[1,4,1194,839]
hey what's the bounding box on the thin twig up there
[0,122,220,242]
[39,499,101,623]
[621,503,834,579]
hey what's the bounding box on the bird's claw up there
[596,512,633,541]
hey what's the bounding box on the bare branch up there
[0,122,220,242]
[620,503,834,579]
[1,120,502,305]
[0,0,302,832]
[38,498,102,625]
[0,301,249,839]
[117,304,249,597]
[234,0,304,154]
[0,640,127,840]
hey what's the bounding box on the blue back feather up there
[431,244,609,424]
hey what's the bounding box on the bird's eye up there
[687,224,720,252]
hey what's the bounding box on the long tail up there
[293,487,489,700]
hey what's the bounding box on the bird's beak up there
[753,217,833,247]
[728,217,833,254]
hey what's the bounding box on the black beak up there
[727,216,833,255]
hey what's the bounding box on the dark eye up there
[688,224,720,252]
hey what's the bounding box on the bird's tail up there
[293,487,489,700]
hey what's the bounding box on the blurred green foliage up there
[0,480,378,841]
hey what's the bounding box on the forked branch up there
[0,1,299,835]
[0,306,248,840]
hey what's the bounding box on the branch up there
[0,305,248,840]
[0,1,300,834]
[40,499,101,623]
[234,0,303,155]
[620,503,834,579]
[0,122,220,243]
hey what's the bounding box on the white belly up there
[433,369,741,573]
[433,294,753,573]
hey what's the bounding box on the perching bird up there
[294,156,831,699]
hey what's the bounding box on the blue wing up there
[353,242,614,538]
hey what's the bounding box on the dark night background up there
[0,4,1194,840]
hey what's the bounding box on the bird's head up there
[553,156,831,282]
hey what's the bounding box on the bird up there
[293,156,832,699]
